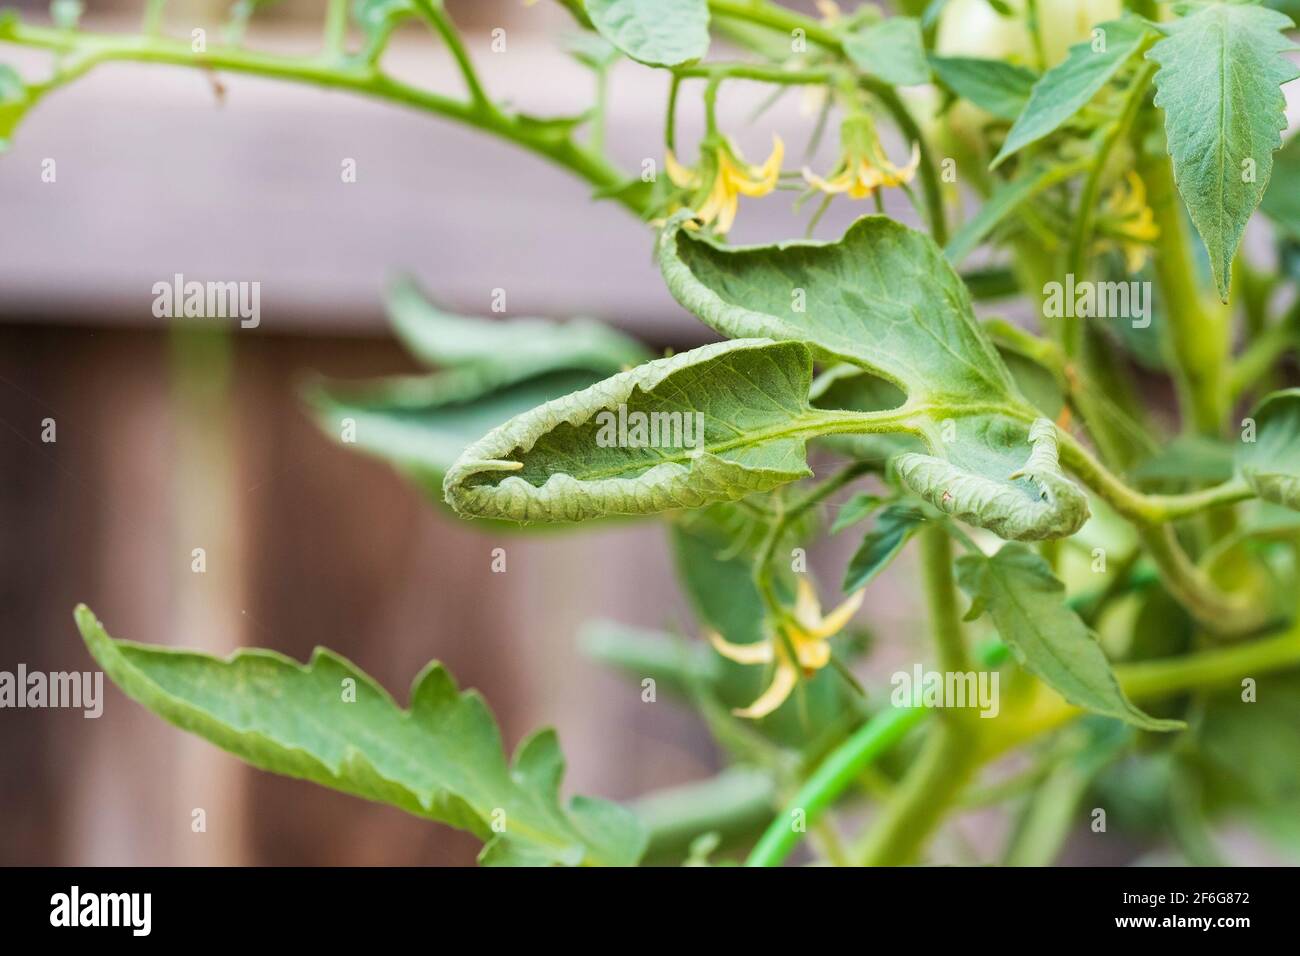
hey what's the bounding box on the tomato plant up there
[6,0,1300,866]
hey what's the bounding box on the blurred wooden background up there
[4,1,1295,866]
[0,1,784,865]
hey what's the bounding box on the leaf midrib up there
[496,400,1036,487]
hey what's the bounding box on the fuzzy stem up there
[4,22,651,217]
[1137,147,1231,435]
[855,526,977,866]
[744,705,927,866]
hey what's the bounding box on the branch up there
[0,19,651,216]
[1055,428,1254,524]
[854,526,977,866]
[413,0,490,108]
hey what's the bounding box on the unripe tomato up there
[936,0,1123,68]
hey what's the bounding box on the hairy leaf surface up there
[585,0,709,66]
[894,418,1089,541]
[76,606,645,866]
[659,214,1017,403]
[659,215,1089,540]
[443,340,829,522]
[308,370,600,503]
[843,17,930,86]
[1148,2,1299,298]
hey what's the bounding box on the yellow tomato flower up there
[802,115,920,200]
[813,0,842,22]
[1095,171,1159,274]
[707,578,864,719]
[664,135,784,235]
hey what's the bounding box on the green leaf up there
[585,0,709,67]
[955,544,1184,731]
[385,278,648,385]
[992,17,1152,168]
[1134,434,1235,483]
[443,339,833,523]
[843,17,931,86]
[1148,2,1300,299]
[659,214,1018,403]
[352,0,414,34]
[893,417,1090,541]
[1261,132,1300,240]
[632,767,776,865]
[1238,388,1300,510]
[843,504,926,592]
[50,0,84,30]
[658,214,1090,540]
[831,491,884,534]
[563,31,621,72]
[306,284,647,518]
[580,619,720,700]
[929,55,1038,120]
[307,369,603,506]
[76,605,645,866]
[1196,669,1300,848]
[0,63,31,152]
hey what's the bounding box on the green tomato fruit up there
[936,0,1123,69]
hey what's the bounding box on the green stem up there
[744,705,926,866]
[855,526,976,866]
[752,460,873,611]
[142,0,166,36]
[634,767,777,864]
[744,611,1300,867]
[855,706,976,865]
[1137,525,1273,635]
[1229,303,1299,401]
[4,23,650,217]
[704,0,947,244]
[1137,145,1230,435]
[673,63,836,85]
[1118,627,1300,699]
[415,0,490,107]
[863,81,948,246]
[323,0,348,60]
[1055,429,1254,524]
[1004,625,1300,745]
[665,73,681,152]
[708,0,840,48]
[1063,61,1156,359]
